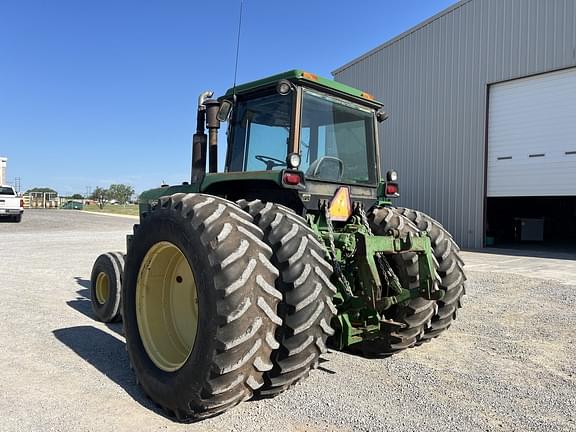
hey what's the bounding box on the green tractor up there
[90,70,465,422]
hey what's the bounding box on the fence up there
[22,192,59,209]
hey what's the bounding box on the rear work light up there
[385,183,399,197]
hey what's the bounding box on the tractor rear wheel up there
[122,193,282,421]
[238,200,336,397]
[398,208,465,341]
[90,252,124,322]
[364,207,436,355]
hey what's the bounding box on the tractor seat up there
[306,156,344,182]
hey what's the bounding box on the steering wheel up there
[255,155,286,170]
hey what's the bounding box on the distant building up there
[334,0,576,249]
[0,157,7,185]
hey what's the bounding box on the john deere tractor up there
[89,70,465,422]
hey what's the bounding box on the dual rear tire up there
[397,208,466,341]
[365,206,465,355]
[238,199,336,397]
[112,193,334,421]
[122,193,283,421]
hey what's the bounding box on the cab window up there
[299,89,377,185]
[228,92,293,172]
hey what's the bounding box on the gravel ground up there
[0,210,574,432]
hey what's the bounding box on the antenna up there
[232,0,244,97]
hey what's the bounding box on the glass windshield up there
[228,92,292,172]
[300,89,377,185]
[0,187,15,195]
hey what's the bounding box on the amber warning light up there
[329,187,352,222]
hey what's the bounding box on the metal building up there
[333,0,576,249]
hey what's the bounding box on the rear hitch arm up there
[356,233,443,311]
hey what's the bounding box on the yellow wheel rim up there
[136,241,199,372]
[95,272,110,305]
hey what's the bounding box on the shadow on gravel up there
[52,326,162,417]
[317,357,336,374]
[74,276,91,289]
[67,277,123,337]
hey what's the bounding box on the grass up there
[83,203,139,216]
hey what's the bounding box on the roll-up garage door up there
[487,67,576,197]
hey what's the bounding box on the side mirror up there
[217,100,233,122]
[376,109,389,123]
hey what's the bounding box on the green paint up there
[138,183,200,215]
[200,170,284,191]
[137,171,283,215]
[224,69,383,108]
[304,208,441,349]
[376,181,394,206]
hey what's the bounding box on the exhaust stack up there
[191,91,213,183]
[204,99,221,173]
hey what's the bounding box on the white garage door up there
[487,67,576,197]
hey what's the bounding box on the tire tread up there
[237,199,336,397]
[124,193,281,421]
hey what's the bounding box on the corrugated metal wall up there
[333,0,576,248]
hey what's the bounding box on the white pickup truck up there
[0,185,23,222]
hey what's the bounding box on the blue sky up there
[0,0,456,196]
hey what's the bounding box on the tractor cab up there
[219,70,396,208]
[223,70,383,185]
[184,70,396,212]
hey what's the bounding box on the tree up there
[25,187,58,194]
[108,184,135,204]
[71,193,84,200]
[90,187,108,201]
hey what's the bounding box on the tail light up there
[385,183,399,197]
[282,171,303,186]
[20,199,24,208]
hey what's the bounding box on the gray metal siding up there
[333,0,576,248]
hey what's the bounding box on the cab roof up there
[224,69,384,108]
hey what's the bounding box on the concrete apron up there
[462,249,576,285]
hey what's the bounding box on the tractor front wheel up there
[122,193,282,421]
[90,252,124,322]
